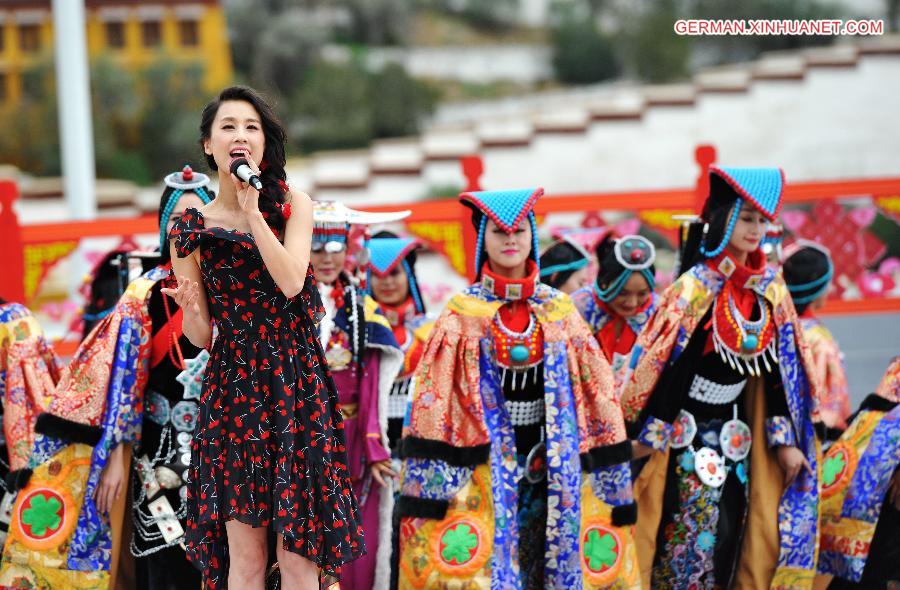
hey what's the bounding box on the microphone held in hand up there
[229,157,263,191]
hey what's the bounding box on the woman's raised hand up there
[161,275,202,315]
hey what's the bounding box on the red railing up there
[2,145,898,358]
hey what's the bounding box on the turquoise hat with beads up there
[159,164,213,253]
[459,187,543,277]
[699,166,784,258]
[365,237,426,313]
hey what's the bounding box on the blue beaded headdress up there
[365,237,425,313]
[699,166,784,258]
[782,240,834,305]
[159,165,213,252]
[459,187,543,277]
[539,236,590,278]
[595,235,656,302]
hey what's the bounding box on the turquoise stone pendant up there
[510,344,530,363]
[741,333,759,353]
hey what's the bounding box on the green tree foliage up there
[427,0,519,32]
[551,19,620,84]
[337,0,413,45]
[0,58,208,184]
[291,60,374,152]
[370,63,440,138]
[0,61,60,176]
[623,0,691,83]
[288,60,437,153]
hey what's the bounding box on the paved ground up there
[822,312,899,408]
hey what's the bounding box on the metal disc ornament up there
[525,440,547,483]
[719,418,752,462]
[694,447,727,488]
[670,410,697,449]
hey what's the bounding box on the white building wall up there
[294,51,900,201]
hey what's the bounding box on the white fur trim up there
[370,342,404,590]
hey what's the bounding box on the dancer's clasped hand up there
[776,445,812,487]
[370,459,398,488]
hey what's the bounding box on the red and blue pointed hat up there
[459,187,543,276]
[365,236,426,313]
[698,166,785,258]
[709,165,784,221]
[367,237,420,276]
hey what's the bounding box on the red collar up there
[379,297,416,328]
[707,249,767,290]
[480,260,539,301]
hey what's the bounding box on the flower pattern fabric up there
[169,208,364,588]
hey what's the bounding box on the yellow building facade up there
[0,0,232,103]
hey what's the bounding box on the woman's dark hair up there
[783,246,831,315]
[677,174,739,276]
[82,250,130,339]
[595,234,656,293]
[539,240,585,289]
[200,86,288,235]
[157,186,215,264]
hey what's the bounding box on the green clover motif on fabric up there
[822,452,846,487]
[584,529,617,571]
[441,523,478,564]
[21,494,62,537]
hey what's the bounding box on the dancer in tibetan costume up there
[817,357,900,588]
[311,203,405,590]
[0,299,61,548]
[364,233,434,454]
[397,188,639,590]
[539,236,591,294]
[126,166,214,590]
[621,166,823,589]
[0,166,213,589]
[782,241,850,432]
[166,87,366,589]
[572,235,658,395]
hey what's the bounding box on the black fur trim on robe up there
[400,436,491,467]
[34,413,103,447]
[5,468,33,491]
[580,439,632,471]
[612,502,638,526]
[396,495,449,520]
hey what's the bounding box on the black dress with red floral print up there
[169,207,365,589]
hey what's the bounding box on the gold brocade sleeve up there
[404,304,492,448]
[558,310,627,450]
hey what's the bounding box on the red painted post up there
[460,155,484,281]
[0,180,25,303]
[461,155,484,192]
[694,144,717,213]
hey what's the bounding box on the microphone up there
[229,157,263,190]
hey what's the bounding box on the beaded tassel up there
[349,282,361,363]
[403,259,425,313]
[529,213,540,271]
[475,216,487,276]
[700,198,743,258]
[158,189,184,252]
